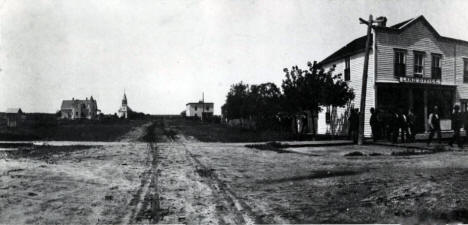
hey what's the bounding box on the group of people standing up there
[367,107,416,144]
[348,105,467,147]
[348,107,416,144]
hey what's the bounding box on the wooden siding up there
[455,44,468,99]
[375,19,468,102]
[316,18,468,137]
[319,50,375,137]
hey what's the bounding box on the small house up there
[186,101,214,119]
[5,108,24,128]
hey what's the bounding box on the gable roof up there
[373,15,441,37]
[319,15,468,66]
[388,18,413,29]
[61,99,96,110]
[61,100,75,109]
[6,108,22,114]
[319,35,372,66]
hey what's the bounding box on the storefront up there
[376,77,456,133]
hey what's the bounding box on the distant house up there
[186,101,214,118]
[118,92,132,119]
[5,108,24,128]
[60,96,98,120]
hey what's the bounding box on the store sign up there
[399,77,441,85]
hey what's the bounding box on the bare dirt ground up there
[3,117,468,224]
[155,117,468,224]
[0,121,154,224]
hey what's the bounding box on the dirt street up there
[155,118,468,224]
[0,122,154,224]
[2,118,468,224]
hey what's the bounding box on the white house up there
[186,101,214,118]
[317,15,468,137]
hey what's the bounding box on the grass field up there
[0,116,149,141]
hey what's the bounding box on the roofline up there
[186,102,214,106]
[319,15,468,66]
[374,15,468,45]
[318,48,368,67]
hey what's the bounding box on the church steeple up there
[122,90,127,106]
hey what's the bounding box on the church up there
[118,92,132,119]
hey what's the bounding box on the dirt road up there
[3,118,468,224]
[0,122,154,224]
[154,117,468,224]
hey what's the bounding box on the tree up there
[222,82,282,129]
[221,82,250,120]
[281,61,354,134]
[248,82,282,128]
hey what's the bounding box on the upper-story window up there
[431,54,442,79]
[464,59,468,83]
[344,57,350,81]
[414,51,425,77]
[394,49,406,77]
[195,106,198,110]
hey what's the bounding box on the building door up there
[412,88,426,133]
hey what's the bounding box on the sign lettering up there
[399,77,441,85]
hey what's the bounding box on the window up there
[414,51,425,77]
[195,106,197,110]
[206,106,210,110]
[394,50,406,77]
[431,54,441,79]
[344,57,350,81]
[464,59,468,83]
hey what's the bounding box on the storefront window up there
[377,84,454,132]
[427,89,453,119]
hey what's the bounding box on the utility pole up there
[358,15,385,145]
[201,92,205,122]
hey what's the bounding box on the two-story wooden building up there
[186,101,214,119]
[318,15,468,137]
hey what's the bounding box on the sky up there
[1,0,468,115]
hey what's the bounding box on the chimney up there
[376,16,387,27]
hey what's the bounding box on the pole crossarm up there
[359,18,369,25]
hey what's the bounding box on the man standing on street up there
[427,106,442,146]
[450,105,463,148]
